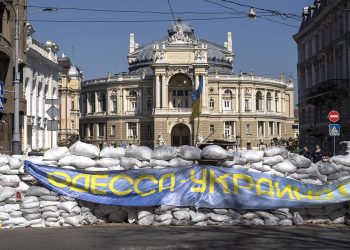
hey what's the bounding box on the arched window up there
[266,92,272,111]
[209,98,214,109]
[129,90,137,97]
[275,92,279,112]
[256,91,263,111]
[222,89,233,111]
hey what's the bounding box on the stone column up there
[235,88,239,113]
[156,75,161,108]
[202,75,206,110]
[195,74,199,89]
[122,89,126,114]
[161,75,168,109]
[263,89,267,113]
[252,89,256,112]
[117,89,121,114]
[106,91,110,115]
[95,92,98,113]
[219,88,222,113]
[271,92,275,113]
[138,89,143,114]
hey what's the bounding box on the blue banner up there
[24,161,350,209]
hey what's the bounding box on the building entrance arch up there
[171,123,191,146]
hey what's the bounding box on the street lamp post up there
[8,0,56,154]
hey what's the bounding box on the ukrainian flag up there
[191,77,203,118]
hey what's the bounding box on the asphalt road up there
[0,224,349,250]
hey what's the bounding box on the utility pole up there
[12,1,21,154]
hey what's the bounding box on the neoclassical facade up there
[80,20,295,149]
[23,24,61,152]
[294,0,350,153]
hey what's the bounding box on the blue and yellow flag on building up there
[191,77,203,118]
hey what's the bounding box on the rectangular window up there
[277,122,281,137]
[147,125,152,138]
[98,123,105,137]
[224,122,234,138]
[71,101,74,111]
[246,124,251,135]
[71,120,75,131]
[89,123,94,137]
[111,125,116,136]
[269,121,273,136]
[131,101,137,111]
[258,121,264,137]
[112,99,117,112]
[128,122,137,138]
[244,99,250,111]
[210,124,215,133]
[223,100,231,110]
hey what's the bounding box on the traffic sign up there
[46,105,60,119]
[0,81,3,96]
[45,99,60,105]
[328,110,339,123]
[47,120,58,131]
[329,124,340,136]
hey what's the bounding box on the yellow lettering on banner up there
[233,173,254,194]
[209,170,231,194]
[190,169,207,193]
[48,172,71,188]
[313,189,334,200]
[274,182,294,200]
[159,173,175,192]
[338,181,350,198]
[70,174,90,193]
[91,175,108,195]
[109,174,134,196]
[256,178,274,197]
[134,175,158,197]
[293,187,313,200]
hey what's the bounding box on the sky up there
[29,0,313,103]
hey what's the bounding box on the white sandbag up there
[45,221,61,227]
[61,166,75,170]
[71,156,96,169]
[96,158,120,168]
[251,162,272,172]
[22,201,40,209]
[42,211,60,220]
[279,219,293,225]
[138,208,154,219]
[288,173,311,180]
[0,165,20,175]
[125,146,152,161]
[264,147,288,158]
[44,147,70,161]
[251,218,265,225]
[8,157,22,170]
[301,178,323,185]
[9,211,22,218]
[39,195,60,201]
[255,211,279,220]
[180,146,201,160]
[201,145,229,160]
[167,158,193,168]
[58,155,76,167]
[296,164,319,176]
[25,218,44,227]
[241,212,258,220]
[0,154,9,167]
[108,166,125,171]
[3,217,27,226]
[241,150,264,163]
[232,157,247,166]
[149,159,169,168]
[265,169,285,177]
[71,206,81,215]
[85,167,109,171]
[40,206,58,213]
[100,147,125,159]
[173,210,190,221]
[317,162,339,175]
[151,145,178,160]
[331,155,350,167]
[63,215,84,226]
[289,153,311,168]
[26,186,51,197]
[0,175,20,187]
[69,141,100,158]
[58,201,78,213]
[189,210,209,222]
[24,213,41,221]
[155,213,173,222]
[248,168,261,173]
[16,182,29,193]
[0,212,10,221]
[221,161,235,168]
[153,219,171,226]
[272,160,297,174]
[120,157,142,169]
[21,208,40,215]
[192,221,208,226]
[0,187,16,202]
[137,214,154,225]
[263,155,285,166]
[209,214,230,222]
[40,201,60,208]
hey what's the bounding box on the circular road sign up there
[328,110,339,123]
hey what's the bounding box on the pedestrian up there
[311,144,324,163]
[302,146,311,159]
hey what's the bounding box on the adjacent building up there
[57,55,82,147]
[23,23,61,152]
[0,0,27,154]
[294,0,350,153]
[80,20,295,149]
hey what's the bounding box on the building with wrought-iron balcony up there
[80,19,295,149]
[294,0,350,153]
